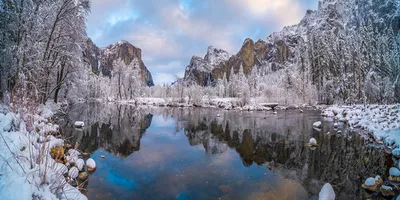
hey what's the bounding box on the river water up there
[57,103,387,200]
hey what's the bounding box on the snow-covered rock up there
[0,108,87,200]
[87,158,96,173]
[309,138,317,146]
[68,149,81,157]
[86,158,96,168]
[319,183,335,200]
[74,121,85,128]
[390,167,400,177]
[393,148,400,158]
[313,121,322,128]
[76,159,84,171]
[324,105,400,147]
[68,167,79,179]
[364,177,376,186]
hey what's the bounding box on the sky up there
[86,0,319,85]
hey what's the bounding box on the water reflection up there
[59,104,387,199]
[58,103,152,157]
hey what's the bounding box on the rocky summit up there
[183,0,400,104]
[85,39,154,86]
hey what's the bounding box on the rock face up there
[183,0,400,104]
[184,46,231,85]
[85,39,154,86]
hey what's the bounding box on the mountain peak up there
[204,46,231,66]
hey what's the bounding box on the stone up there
[87,158,96,173]
[361,183,377,192]
[78,172,89,181]
[381,185,395,197]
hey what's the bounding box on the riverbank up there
[87,97,322,112]
[321,104,400,147]
[321,104,400,198]
[0,104,87,200]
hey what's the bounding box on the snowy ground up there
[322,104,400,147]
[114,97,316,111]
[0,104,87,200]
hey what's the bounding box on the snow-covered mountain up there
[184,46,232,85]
[84,39,154,86]
[183,0,400,104]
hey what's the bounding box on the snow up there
[86,158,96,169]
[204,46,231,66]
[68,149,81,157]
[76,159,84,171]
[364,177,376,186]
[382,185,393,191]
[319,183,335,200]
[393,148,400,157]
[323,105,400,147]
[390,167,400,177]
[74,121,85,128]
[0,105,87,200]
[313,121,322,128]
[68,167,79,179]
[310,138,317,145]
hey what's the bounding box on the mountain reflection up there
[58,103,152,157]
[60,104,387,199]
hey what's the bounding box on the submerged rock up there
[78,172,89,181]
[381,185,395,197]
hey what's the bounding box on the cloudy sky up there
[87,0,319,85]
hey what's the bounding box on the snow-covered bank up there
[0,105,87,200]
[111,97,318,111]
[322,104,400,147]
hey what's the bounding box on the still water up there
[58,103,387,200]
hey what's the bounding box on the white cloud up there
[159,4,237,53]
[227,0,304,27]
[153,73,179,85]
[126,27,183,59]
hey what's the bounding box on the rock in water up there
[68,167,79,179]
[389,167,400,182]
[313,121,322,128]
[393,148,400,159]
[381,185,395,197]
[74,121,85,128]
[309,138,317,146]
[78,172,89,181]
[87,158,96,173]
[334,123,339,128]
[319,183,335,200]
